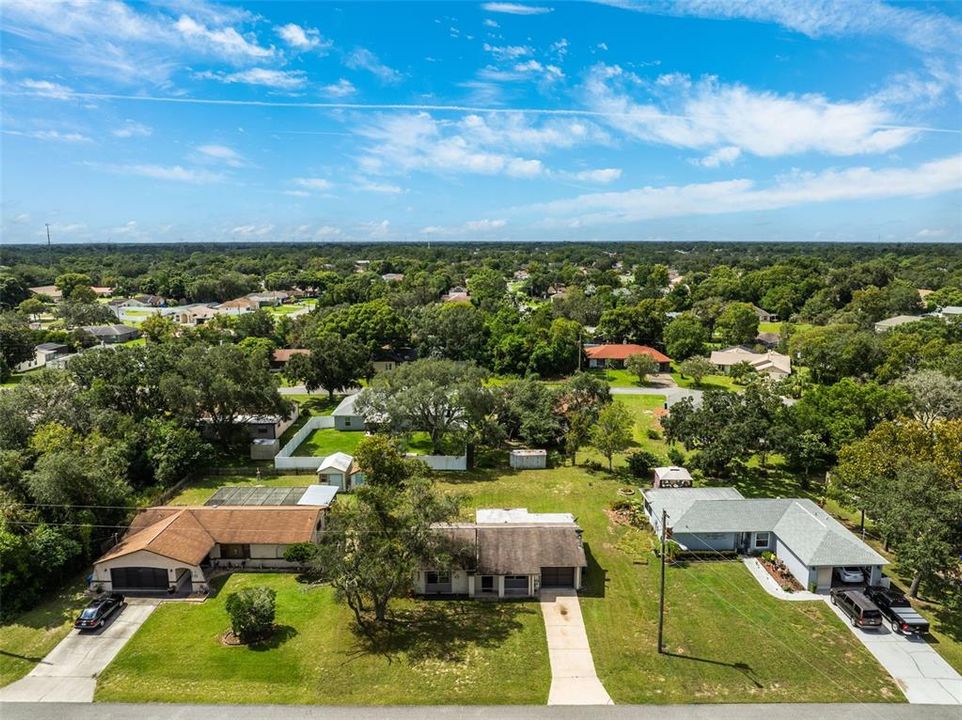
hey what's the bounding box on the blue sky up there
[1,0,960,244]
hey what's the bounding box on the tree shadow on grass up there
[348,600,533,664]
[248,624,298,651]
[579,543,607,599]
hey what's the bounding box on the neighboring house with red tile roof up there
[91,506,324,594]
[584,344,672,371]
[271,347,311,370]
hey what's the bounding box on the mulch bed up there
[759,557,803,592]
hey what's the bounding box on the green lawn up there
[0,372,30,389]
[95,573,548,704]
[0,578,89,687]
[166,474,315,506]
[435,466,901,704]
[579,394,668,468]
[671,365,739,391]
[293,428,364,457]
[278,396,339,446]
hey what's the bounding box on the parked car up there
[830,588,883,629]
[74,593,125,631]
[865,587,930,635]
[835,566,865,584]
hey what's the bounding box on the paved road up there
[0,601,157,703]
[540,589,612,705]
[826,597,962,704]
[3,703,959,720]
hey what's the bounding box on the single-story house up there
[441,287,471,303]
[874,315,923,333]
[371,346,416,374]
[417,508,587,598]
[332,393,365,431]
[381,273,405,283]
[940,306,962,320]
[82,324,140,344]
[271,348,310,371]
[246,291,289,307]
[90,506,324,594]
[165,303,220,326]
[316,452,366,491]
[641,487,887,591]
[752,305,778,323]
[709,346,792,377]
[15,342,69,372]
[126,294,166,308]
[28,285,63,302]
[653,466,692,488]
[585,344,672,371]
[216,297,258,315]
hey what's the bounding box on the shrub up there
[610,498,633,511]
[646,428,661,440]
[667,446,686,466]
[225,586,276,643]
[625,449,661,479]
[760,550,776,563]
[283,542,319,565]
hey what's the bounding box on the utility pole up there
[45,223,53,268]
[657,508,668,654]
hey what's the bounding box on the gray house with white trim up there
[642,487,887,591]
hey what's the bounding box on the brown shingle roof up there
[97,506,322,566]
[434,524,587,575]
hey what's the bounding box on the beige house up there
[710,346,792,377]
[417,509,587,598]
[91,506,324,594]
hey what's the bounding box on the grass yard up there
[579,394,668,468]
[166,473,315,506]
[95,573,549,704]
[293,428,365,457]
[0,578,89,687]
[671,366,739,391]
[435,466,901,704]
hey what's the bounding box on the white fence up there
[413,454,468,471]
[274,415,335,471]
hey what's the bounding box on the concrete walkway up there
[0,600,157,703]
[825,597,962,705]
[539,590,613,705]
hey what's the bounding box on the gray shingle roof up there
[652,488,888,567]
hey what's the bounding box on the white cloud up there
[550,38,568,58]
[195,67,307,89]
[464,218,507,231]
[283,190,310,198]
[321,79,356,97]
[513,60,564,81]
[230,224,274,237]
[352,180,404,194]
[483,43,533,60]
[345,48,402,84]
[5,129,92,143]
[482,3,553,15]
[695,146,742,168]
[19,79,73,99]
[292,177,333,191]
[422,218,508,235]
[484,19,500,28]
[568,168,622,183]
[527,154,962,225]
[196,144,246,167]
[112,120,152,138]
[173,14,274,60]
[917,228,948,238]
[582,64,917,158]
[276,23,330,51]
[97,163,224,184]
[315,225,342,238]
[367,220,391,238]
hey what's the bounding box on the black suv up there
[830,588,883,629]
[74,593,125,631]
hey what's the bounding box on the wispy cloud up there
[94,162,225,184]
[483,43,533,60]
[276,23,331,52]
[693,146,741,168]
[566,168,622,183]
[195,67,307,89]
[482,3,554,16]
[173,14,274,61]
[4,129,92,143]
[112,120,153,138]
[195,144,246,167]
[345,48,403,84]
[527,153,962,225]
[292,177,333,191]
[421,219,508,235]
[19,79,73,99]
[321,79,356,97]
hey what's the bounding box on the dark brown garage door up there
[110,567,168,591]
[541,567,575,588]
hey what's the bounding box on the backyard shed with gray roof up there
[642,487,887,591]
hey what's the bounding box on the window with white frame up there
[754,532,770,548]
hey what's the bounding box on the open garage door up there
[110,567,168,591]
[541,567,575,588]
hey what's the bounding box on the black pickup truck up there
[865,586,930,635]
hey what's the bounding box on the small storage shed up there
[653,466,693,488]
[250,438,280,460]
[509,449,547,470]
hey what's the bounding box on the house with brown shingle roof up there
[91,506,324,594]
[584,343,672,371]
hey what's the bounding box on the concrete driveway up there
[540,590,613,705]
[0,600,157,703]
[825,598,962,704]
